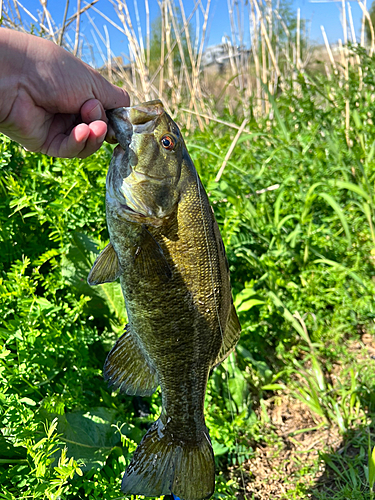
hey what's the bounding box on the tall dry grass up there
[1,0,374,134]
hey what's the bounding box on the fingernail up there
[88,103,102,122]
[97,131,106,144]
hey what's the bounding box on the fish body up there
[88,101,240,500]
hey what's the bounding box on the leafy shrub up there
[2,45,375,497]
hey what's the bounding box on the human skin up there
[0,28,129,158]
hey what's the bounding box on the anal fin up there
[104,325,159,396]
[88,242,121,285]
[213,304,241,367]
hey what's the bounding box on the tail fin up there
[121,418,215,500]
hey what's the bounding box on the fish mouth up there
[106,100,164,147]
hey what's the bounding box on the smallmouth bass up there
[88,100,241,500]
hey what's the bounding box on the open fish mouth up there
[106,100,164,149]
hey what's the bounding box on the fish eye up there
[161,135,175,150]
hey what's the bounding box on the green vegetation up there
[3,3,375,497]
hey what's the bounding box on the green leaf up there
[261,383,286,391]
[267,291,311,345]
[317,192,352,247]
[19,397,37,406]
[336,181,371,202]
[369,444,375,488]
[62,232,126,326]
[212,441,229,456]
[237,298,265,313]
[55,407,122,471]
[261,83,290,141]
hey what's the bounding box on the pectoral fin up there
[104,324,159,396]
[133,227,172,280]
[213,304,241,367]
[87,242,122,285]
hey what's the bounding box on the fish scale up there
[88,100,241,500]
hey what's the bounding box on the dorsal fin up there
[212,304,241,367]
[87,242,121,285]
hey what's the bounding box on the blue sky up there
[14,1,365,66]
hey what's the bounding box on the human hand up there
[0,29,129,158]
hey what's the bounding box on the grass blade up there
[317,192,352,247]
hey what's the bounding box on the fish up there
[87,100,241,500]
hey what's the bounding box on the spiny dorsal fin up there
[104,324,159,396]
[133,227,172,280]
[87,242,121,285]
[213,304,241,367]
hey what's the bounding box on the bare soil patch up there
[233,334,375,499]
[235,397,340,499]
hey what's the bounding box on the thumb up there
[92,76,130,112]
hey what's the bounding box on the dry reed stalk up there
[107,1,149,99]
[347,1,357,67]
[145,0,150,67]
[339,38,350,146]
[181,108,253,134]
[158,0,166,99]
[279,21,293,79]
[359,1,374,56]
[12,0,21,24]
[180,0,211,129]
[296,7,300,71]
[192,0,211,106]
[259,14,280,78]
[4,0,17,25]
[58,0,70,45]
[273,3,281,94]
[227,0,240,86]
[215,118,249,182]
[120,0,151,98]
[14,0,49,35]
[194,6,199,59]
[149,0,199,101]
[166,0,204,130]
[254,0,269,114]
[86,9,142,102]
[104,24,112,81]
[340,1,350,147]
[169,0,204,131]
[260,16,267,86]
[40,0,57,43]
[177,0,201,122]
[324,62,332,81]
[164,1,175,106]
[63,0,99,32]
[90,24,107,66]
[249,0,262,118]
[74,0,81,56]
[133,0,145,66]
[237,0,245,90]
[361,0,366,47]
[321,25,337,71]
